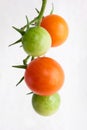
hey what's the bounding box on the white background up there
[0,0,87,130]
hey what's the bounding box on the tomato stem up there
[20,0,47,29]
[26,16,30,30]
[37,0,47,26]
[31,56,35,61]
[23,55,30,65]
[50,3,54,14]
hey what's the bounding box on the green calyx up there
[9,0,54,47]
[9,0,48,47]
[12,55,31,86]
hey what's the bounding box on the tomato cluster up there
[10,0,68,116]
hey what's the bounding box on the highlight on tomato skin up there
[24,57,65,96]
[41,14,69,47]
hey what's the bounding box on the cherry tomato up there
[41,14,69,47]
[22,26,51,56]
[32,93,61,116]
[24,57,64,96]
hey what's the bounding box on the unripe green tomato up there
[32,93,61,116]
[22,26,51,56]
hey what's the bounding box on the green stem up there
[23,55,30,65]
[31,56,35,61]
[21,0,47,29]
[37,0,47,26]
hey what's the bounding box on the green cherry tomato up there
[32,93,61,116]
[22,26,51,56]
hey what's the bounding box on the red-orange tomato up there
[24,57,64,96]
[41,14,69,47]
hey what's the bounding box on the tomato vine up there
[9,0,69,116]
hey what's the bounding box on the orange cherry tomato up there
[41,14,69,47]
[24,57,64,96]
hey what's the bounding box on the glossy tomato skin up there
[41,14,69,47]
[24,57,64,96]
[22,26,51,56]
[32,93,61,116]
